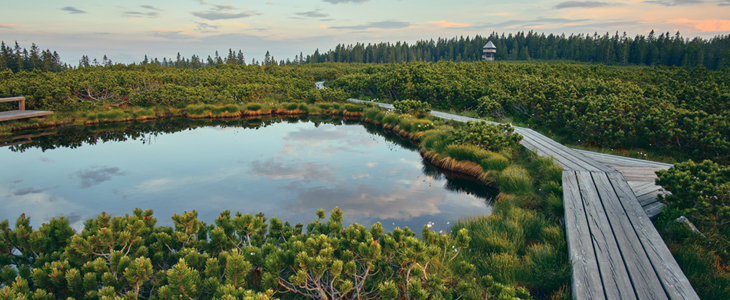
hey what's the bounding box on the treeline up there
[0,41,67,73]
[305,31,730,70]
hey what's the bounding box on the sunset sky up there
[1,0,729,65]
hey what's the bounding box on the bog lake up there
[0,117,495,233]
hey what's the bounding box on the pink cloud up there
[0,23,20,29]
[426,20,469,28]
[671,18,730,32]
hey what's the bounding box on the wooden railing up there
[0,96,25,111]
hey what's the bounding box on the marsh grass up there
[343,103,363,113]
[498,166,533,194]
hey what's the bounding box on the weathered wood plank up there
[520,128,614,172]
[628,181,656,191]
[637,192,662,206]
[575,149,674,169]
[643,202,665,220]
[0,110,53,122]
[633,185,664,198]
[576,171,637,300]
[607,172,699,299]
[592,172,668,300]
[517,129,603,171]
[562,171,605,300]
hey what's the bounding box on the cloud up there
[199,0,241,11]
[192,11,259,20]
[1,187,91,232]
[13,186,58,196]
[248,158,339,182]
[152,30,196,40]
[427,20,470,28]
[72,166,125,188]
[61,6,86,14]
[323,0,369,3]
[123,11,159,18]
[140,5,163,11]
[642,0,703,5]
[195,22,219,31]
[296,9,329,18]
[330,20,411,30]
[584,21,640,27]
[554,1,620,9]
[487,12,513,16]
[720,0,730,6]
[0,23,20,29]
[672,18,730,32]
[193,0,260,20]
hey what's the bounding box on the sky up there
[1,0,729,65]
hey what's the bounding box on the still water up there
[0,117,495,233]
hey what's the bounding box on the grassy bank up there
[362,106,570,299]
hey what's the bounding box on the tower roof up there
[483,41,496,49]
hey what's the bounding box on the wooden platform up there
[0,96,53,122]
[345,97,699,299]
[0,110,54,122]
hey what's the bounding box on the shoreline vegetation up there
[2,100,570,299]
[2,59,728,298]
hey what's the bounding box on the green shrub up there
[452,121,523,153]
[656,160,730,226]
[393,99,431,118]
[499,166,533,194]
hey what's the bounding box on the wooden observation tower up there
[482,41,496,61]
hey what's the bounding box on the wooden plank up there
[628,181,656,191]
[520,128,614,172]
[575,149,674,169]
[517,129,601,171]
[643,202,665,220]
[0,96,25,110]
[591,172,668,300]
[607,172,700,300]
[562,171,605,300]
[637,192,662,206]
[0,110,53,122]
[576,171,637,300]
[633,185,663,198]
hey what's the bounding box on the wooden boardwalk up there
[347,97,698,299]
[0,97,53,122]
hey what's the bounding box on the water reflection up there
[1,117,496,234]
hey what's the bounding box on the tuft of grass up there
[246,103,262,111]
[382,113,400,126]
[484,253,523,284]
[285,103,299,111]
[186,104,209,116]
[498,166,533,194]
[318,103,332,110]
[481,155,510,172]
[343,103,364,112]
[297,103,310,113]
[524,243,571,292]
[98,109,126,122]
[445,144,492,162]
[545,194,564,218]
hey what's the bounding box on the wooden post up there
[19,97,24,111]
